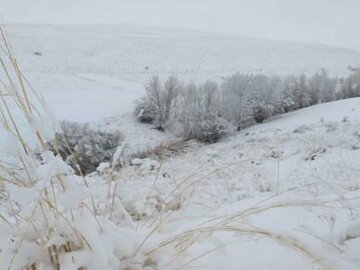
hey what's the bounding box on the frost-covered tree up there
[220,73,283,128]
[145,75,165,129]
[308,70,337,104]
[176,81,232,142]
[201,80,218,113]
[163,75,181,119]
[339,71,360,99]
[135,71,350,142]
[294,74,312,108]
[221,73,255,129]
[277,74,313,112]
[138,76,181,130]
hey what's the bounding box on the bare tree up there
[142,75,182,130]
[163,76,181,120]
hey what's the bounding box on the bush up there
[134,100,157,124]
[253,103,273,123]
[48,121,122,174]
[189,116,231,143]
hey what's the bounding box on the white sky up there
[2,0,360,50]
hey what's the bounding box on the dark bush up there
[190,117,231,143]
[48,121,122,174]
[135,101,157,124]
[253,104,273,123]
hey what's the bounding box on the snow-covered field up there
[6,23,360,122]
[1,24,360,269]
[6,23,360,148]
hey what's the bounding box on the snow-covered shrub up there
[275,96,295,113]
[48,121,122,174]
[253,103,273,123]
[134,99,157,123]
[188,115,232,143]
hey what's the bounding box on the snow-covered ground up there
[1,24,360,269]
[6,23,360,123]
[89,98,360,269]
[2,95,360,269]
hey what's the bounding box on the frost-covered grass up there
[1,25,360,270]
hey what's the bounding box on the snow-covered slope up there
[92,98,360,269]
[5,24,360,122]
[255,97,360,130]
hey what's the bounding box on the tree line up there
[135,70,360,143]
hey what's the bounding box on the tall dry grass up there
[0,25,102,270]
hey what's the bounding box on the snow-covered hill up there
[5,24,360,122]
[93,98,360,269]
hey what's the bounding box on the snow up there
[256,97,360,131]
[5,23,360,124]
[2,96,360,269]
[85,98,360,269]
[1,24,360,269]
[24,72,143,122]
